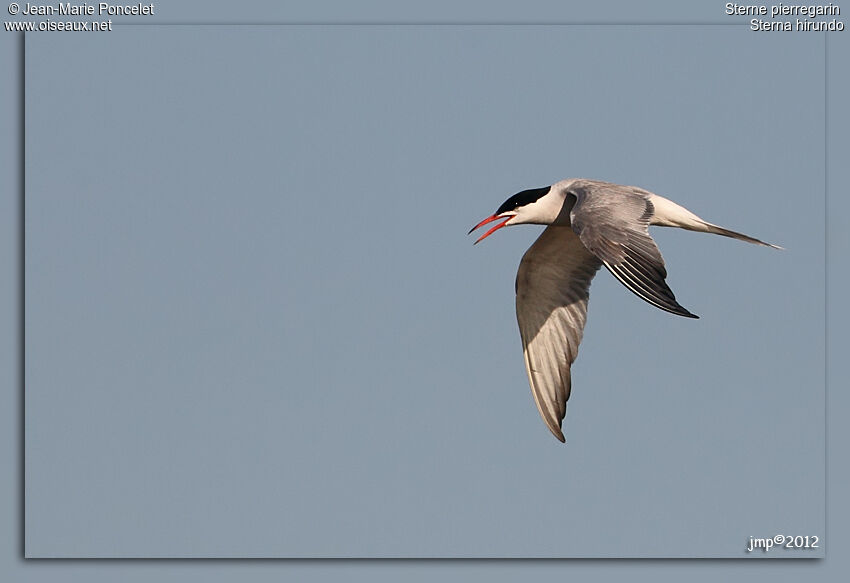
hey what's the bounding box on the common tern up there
[469,179,780,442]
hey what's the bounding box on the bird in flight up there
[469,179,780,443]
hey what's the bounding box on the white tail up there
[648,194,782,250]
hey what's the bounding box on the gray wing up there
[568,181,698,319]
[516,225,603,442]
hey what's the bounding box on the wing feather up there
[568,180,698,319]
[515,225,602,442]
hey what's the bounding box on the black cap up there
[495,186,551,215]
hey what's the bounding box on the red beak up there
[468,214,512,244]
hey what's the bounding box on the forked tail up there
[648,194,783,249]
[697,221,783,250]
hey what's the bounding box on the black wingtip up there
[670,305,699,319]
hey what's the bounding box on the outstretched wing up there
[515,225,602,442]
[567,180,698,319]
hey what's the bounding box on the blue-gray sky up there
[8,2,840,571]
[24,24,823,557]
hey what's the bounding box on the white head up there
[468,184,569,243]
